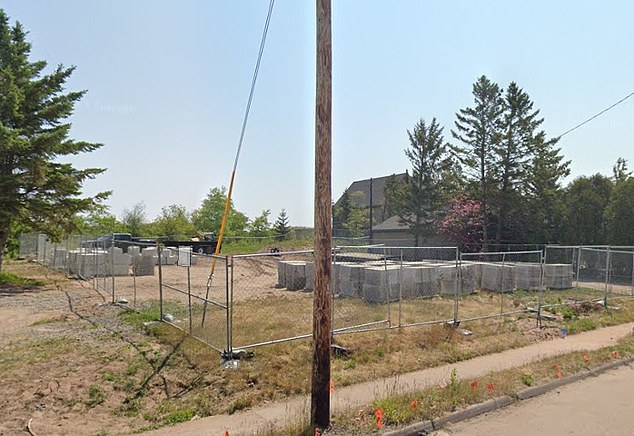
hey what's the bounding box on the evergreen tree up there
[525,134,570,243]
[273,208,291,240]
[452,76,504,249]
[395,117,454,246]
[0,10,108,269]
[332,189,350,235]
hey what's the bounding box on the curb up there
[382,357,634,436]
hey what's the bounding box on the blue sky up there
[3,1,633,227]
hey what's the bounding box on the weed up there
[566,318,597,334]
[85,384,106,408]
[162,407,194,425]
[227,396,253,415]
[520,372,534,386]
[343,359,356,370]
[0,271,44,287]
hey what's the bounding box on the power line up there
[557,91,634,139]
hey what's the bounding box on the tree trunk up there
[0,228,8,272]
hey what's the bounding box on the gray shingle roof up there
[335,173,406,209]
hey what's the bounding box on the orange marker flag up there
[375,408,384,428]
[411,399,418,409]
[314,427,320,436]
[612,350,619,359]
[470,380,479,390]
[583,353,590,362]
[486,383,495,393]
[329,379,335,394]
[556,370,562,379]
[223,432,230,436]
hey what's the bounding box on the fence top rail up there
[369,246,458,250]
[335,244,386,249]
[232,249,314,259]
[461,250,542,257]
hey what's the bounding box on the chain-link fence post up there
[158,243,164,322]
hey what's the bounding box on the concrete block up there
[544,263,573,289]
[362,266,400,303]
[514,263,542,290]
[178,247,193,267]
[480,263,515,292]
[277,261,306,288]
[133,254,155,276]
[338,263,366,297]
[127,246,141,257]
[304,262,314,291]
[285,262,306,291]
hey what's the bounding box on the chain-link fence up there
[19,233,634,359]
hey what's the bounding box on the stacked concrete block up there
[69,250,107,278]
[458,263,478,295]
[437,264,459,296]
[338,263,366,297]
[127,246,141,257]
[161,248,177,265]
[544,263,573,289]
[419,264,441,297]
[52,248,67,269]
[400,266,422,298]
[133,252,155,276]
[285,262,306,291]
[106,247,131,276]
[177,247,193,267]
[304,262,314,291]
[362,265,400,303]
[480,263,515,292]
[514,263,542,290]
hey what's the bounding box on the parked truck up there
[82,233,219,255]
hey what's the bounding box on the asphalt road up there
[438,364,634,436]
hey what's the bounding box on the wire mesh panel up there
[159,251,229,353]
[230,251,314,350]
[608,248,634,299]
[459,250,542,322]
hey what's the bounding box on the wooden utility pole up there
[312,0,332,430]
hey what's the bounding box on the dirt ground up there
[0,257,308,436]
[0,257,626,436]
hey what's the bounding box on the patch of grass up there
[0,271,44,287]
[0,337,77,372]
[30,317,60,326]
[227,396,253,415]
[566,317,598,334]
[328,334,634,434]
[85,384,106,408]
[162,407,194,425]
[119,300,188,329]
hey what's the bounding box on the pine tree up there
[0,10,108,269]
[493,82,544,244]
[452,76,504,250]
[273,208,291,240]
[396,117,454,246]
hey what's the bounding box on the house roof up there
[372,215,409,231]
[335,173,406,209]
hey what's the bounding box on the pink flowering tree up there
[436,196,484,251]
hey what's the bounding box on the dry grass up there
[326,333,634,435]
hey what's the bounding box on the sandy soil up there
[0,258,630,436]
